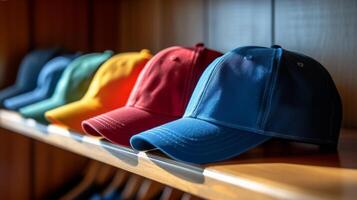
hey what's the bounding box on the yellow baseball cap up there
[45,50,152,133]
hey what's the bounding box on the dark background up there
[0,0,356,199]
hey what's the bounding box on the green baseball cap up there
[19,51,113,123]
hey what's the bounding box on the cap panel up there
[83,52,151,102]
[193,47,278,129]
[54,51,112,103]
[184,56,224,117]
[183,46,223,113]
[264,50,342,145]
[127,47,195,117]
[36,56,74,86]
[16,48,60,88]
[45,99,101,132]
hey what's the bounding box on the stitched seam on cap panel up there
[95,116,124,130]
[128,105,179,118]
[329,95,336,140]
[261,48,283,130]
[155,127,235,141]
[98,115,126,128]
[97,114,141,135]
[323,63,335,139]
[256,49,277,129]
[132,49,174,106]
[190,52,231,117]
[329,88,340,141]
[144,129,253,155]
[182,46,201,113]
[127,58,149,107]
[91,118,119,130]
[190,116,336,145]
[145,130,252,156]
[154,128,239,146]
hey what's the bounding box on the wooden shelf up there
[0,109,357,200]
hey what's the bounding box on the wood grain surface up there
[1,110,356,200]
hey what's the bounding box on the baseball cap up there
[0,48,60,106]
[19,51,113,123]
[130,45,342,164]
[44,50,152,133]
[82,44,222,145]
[3,54,80,110]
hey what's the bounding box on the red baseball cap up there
[82,44,222,146]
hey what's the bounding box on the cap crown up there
[127,45,222,117]
[83,50,152,106]
[37,54,78,89]
[185,46,341,146]
[54,51,113,102]
[17,48,60,88]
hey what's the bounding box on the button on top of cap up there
[271,45,282,49]
[244,55,253,60]
[195,43,205,48]
[103,50,114,54]
[170,55,180,62]
[140,49,150,54]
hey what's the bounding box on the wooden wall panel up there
[0,1,32,199]
[160,0,205,48]
[116,0,206,52]
[0,129,32,200]
[32,0,90,52]
[0,0,31,88]
[207,0,272,52]
[33,143,88,200]
[91,0,119,51]
[31,1,92,199]
[117,0,162,53]
[275,0,357,128]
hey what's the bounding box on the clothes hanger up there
[119,174,144,200]
[136,179,164,200]
[180,193,202,200]
[94,164,117,188]
[60,161,116,200]
[99,169,129,199]
[59,160,101,200]
[159,187,183,200]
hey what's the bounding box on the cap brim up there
[82,106,177,146]
[0,85,24,105]
[130,117,271,164]
[3,88,47,110]
[19,96,64,124]
[45,99,104,133]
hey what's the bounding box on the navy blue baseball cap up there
[130,46,342,164]
[3,54,80,110]
[0,48,60,106]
